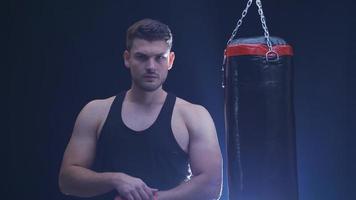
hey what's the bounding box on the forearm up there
[59,165,116,197]
[157,173,222,200]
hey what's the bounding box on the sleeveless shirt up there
[88,92,190,199]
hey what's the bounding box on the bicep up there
[61,101,101,169]
[187,107,222,177]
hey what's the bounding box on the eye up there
[134,53,148,61]
[156,55,167,62]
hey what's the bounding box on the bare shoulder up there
[77,96,115,122]
[75,96,116,137]
[175,97,214,132]
[175,97,210,117]
[82,96,115,116]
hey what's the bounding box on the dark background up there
[6,0,356,200]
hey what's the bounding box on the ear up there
[123,50,130,69]
[168,51,175,70]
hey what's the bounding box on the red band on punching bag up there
[225,44,293,57]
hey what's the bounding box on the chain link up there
[256,0,273,51]
[226,0,253,45]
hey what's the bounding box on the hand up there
[112,173,158,200]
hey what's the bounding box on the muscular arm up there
[157,105,223,200]
[58,100,116,197]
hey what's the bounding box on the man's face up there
[124,38,175,92]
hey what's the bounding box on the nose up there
[145,58,156,71]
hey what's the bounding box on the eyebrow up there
[134,52,167,57]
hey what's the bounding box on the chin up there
[139,84,162,92]
[133,78,165,92]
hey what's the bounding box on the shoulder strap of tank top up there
[103,91,126,126]
[156,92,176,125]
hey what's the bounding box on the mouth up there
[143,74,159,79]
[143,75,159,82]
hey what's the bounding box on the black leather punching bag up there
[224,36,298,200]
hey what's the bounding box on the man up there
[59,18,222,200]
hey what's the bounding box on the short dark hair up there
[126,18,173,50]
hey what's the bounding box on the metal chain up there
[226,0,253,45]
[256,0,273,51]
[226,0,274,49]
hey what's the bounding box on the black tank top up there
[89,92,190,199]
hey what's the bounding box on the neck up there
[126,85,167,105]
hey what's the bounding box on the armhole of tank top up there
[97,92,125,145]
[169,94,189,157]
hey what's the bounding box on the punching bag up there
[223,1,298,200]
[224,37,298,200]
